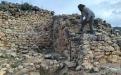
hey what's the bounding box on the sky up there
[0,0,121,27]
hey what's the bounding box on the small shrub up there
[20,3,33,11]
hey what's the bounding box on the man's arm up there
[80,12,84,24]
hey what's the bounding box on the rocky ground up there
[0,2,121,75]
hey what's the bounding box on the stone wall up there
[0,11,53,53]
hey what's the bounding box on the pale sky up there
[0,0,121,27]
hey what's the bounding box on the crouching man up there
[78,4,95,34]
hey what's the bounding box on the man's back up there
[81,7,95,19]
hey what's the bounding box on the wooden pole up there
[69,38,72,61]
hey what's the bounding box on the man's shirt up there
[80,7,95,23]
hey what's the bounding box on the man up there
[78,4,95,34]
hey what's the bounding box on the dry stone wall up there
[0,11,53,53]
